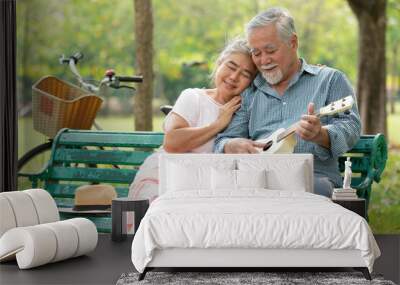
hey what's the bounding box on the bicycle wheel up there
[17,141,53,171]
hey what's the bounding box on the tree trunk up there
[134,0,153,131]
[347,0,387,136]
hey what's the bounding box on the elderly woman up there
[128,38,257,203]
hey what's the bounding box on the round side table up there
[111,198,149,242]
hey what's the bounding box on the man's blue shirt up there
[214,59,361,186]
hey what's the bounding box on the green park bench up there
[19,129,387,232]
[19,128,164,233]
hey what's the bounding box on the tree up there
[134,0,154,131]
[347,0,387,136]
[387,0,400,114]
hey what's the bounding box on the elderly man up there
[214,7,361,197]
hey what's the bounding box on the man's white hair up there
[245,7,296,44]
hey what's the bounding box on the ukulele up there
[256,96,355,154]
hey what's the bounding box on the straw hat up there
[73,184,117,211]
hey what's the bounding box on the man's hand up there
[224,138,265,154]
[296,103,330,148]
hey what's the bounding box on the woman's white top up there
[163,88,222,153]
[127,88,223,223]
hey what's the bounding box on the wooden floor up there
[1,234,399,285]
[0,234,135,285]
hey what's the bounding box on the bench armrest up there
[370,133,388,183]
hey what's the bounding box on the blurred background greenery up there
[16,0,399,233]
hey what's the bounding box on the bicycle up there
[159,105,172,116]
[18,52,143,172]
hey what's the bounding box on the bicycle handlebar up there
[60,52,143,93]
[116,76,143,83]
[59,52,83,65]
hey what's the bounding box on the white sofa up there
[0,189,98,269]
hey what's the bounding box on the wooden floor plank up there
[0,234,398,285]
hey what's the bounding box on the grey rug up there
[116,271,396,285]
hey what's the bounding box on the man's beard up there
[261,67,283,85]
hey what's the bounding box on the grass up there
[368,151,400,234]
[18,105,400,233]
[387,112,400,147]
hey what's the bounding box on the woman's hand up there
[224,138,265,153]
[216,96,241,129]
[163,95,242,153]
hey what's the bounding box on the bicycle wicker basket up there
[32,76,103,138]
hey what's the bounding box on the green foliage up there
[369,151,400,234]
[17,0,374,106]
[161,64,210,104]
[387,0,400,49]
[153,0,257,102]
[16,0,399,105]
[153,0,360,102]
[387,102,400,147]
[16,0,136,104]
[387,0,400,87]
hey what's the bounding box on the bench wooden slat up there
[47,183,129,198]
[58,131,164,148]
[345,135,377,153]
[49,167,137,184]
[54,149,153,166]
[60,213,111,233]
[116,187,129,197]
[338,156,371,173]
[347,141,373,153]
[54,197,75,208]
[83,216,111,233]
[47,183,79,198]
[351,177,364,187]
